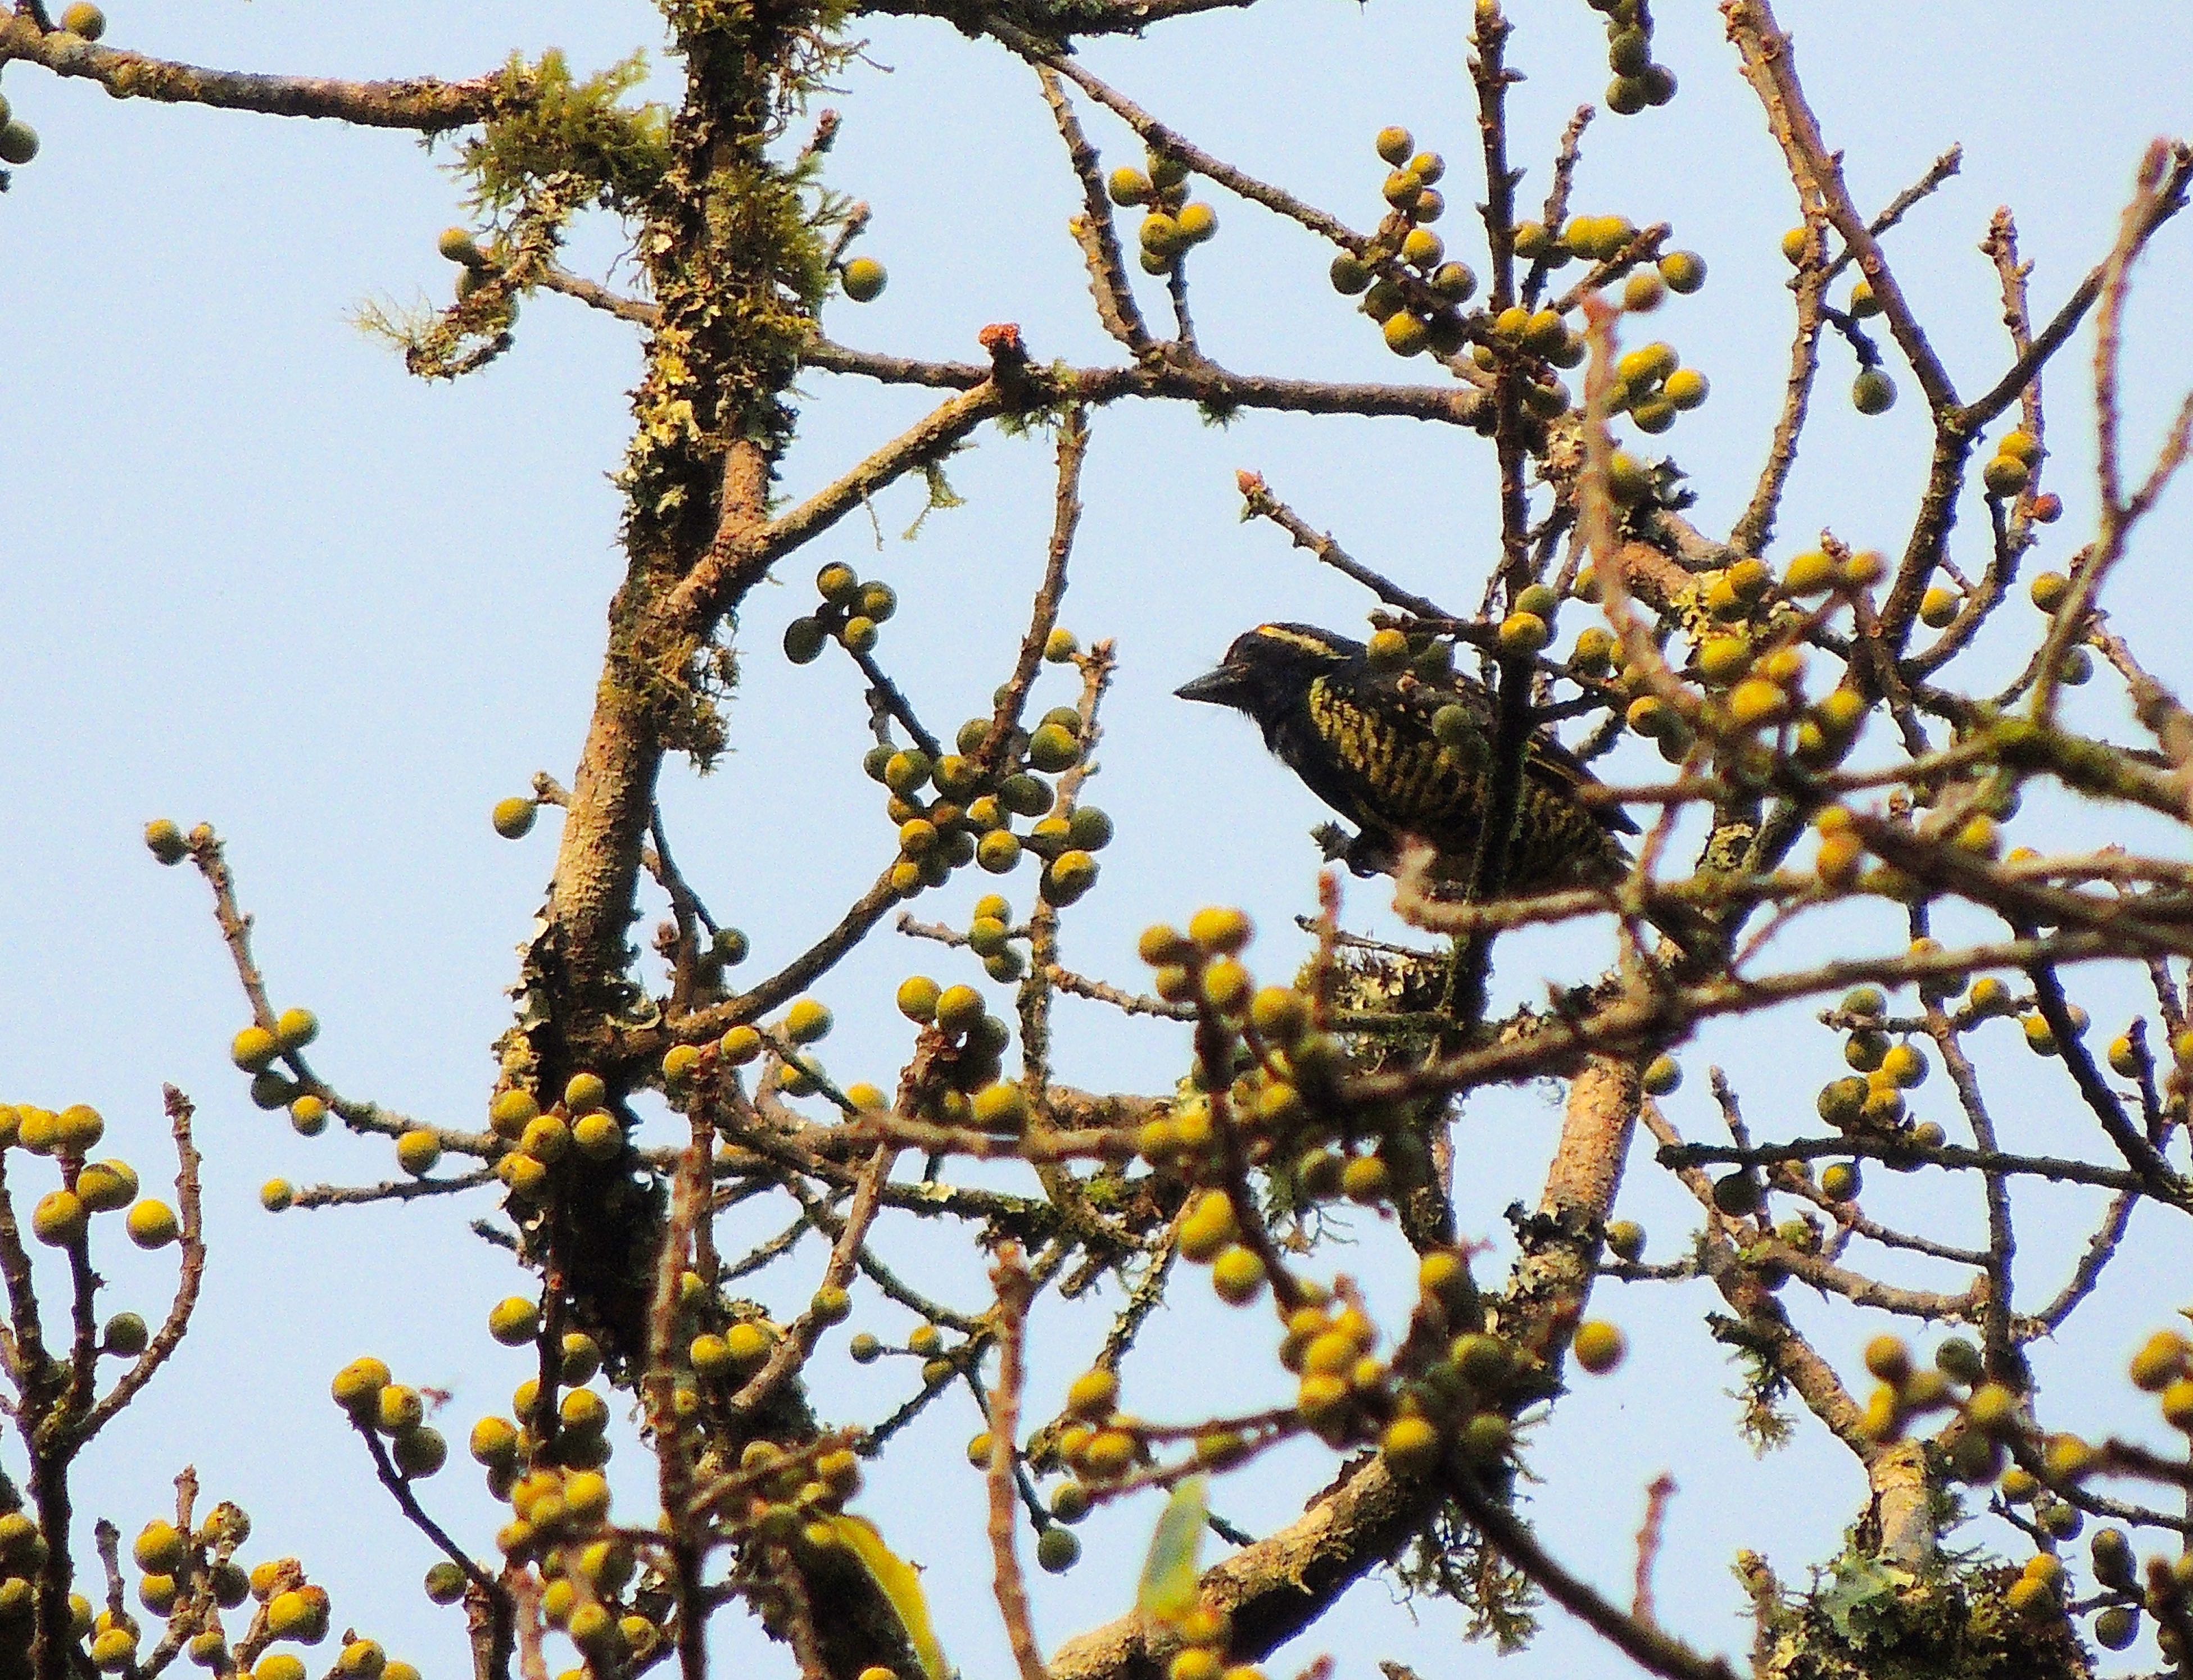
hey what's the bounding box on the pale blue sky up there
[3,3,2192,1676]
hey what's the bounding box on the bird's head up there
[1174,623,1363,717]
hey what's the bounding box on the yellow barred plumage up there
[1181,623,1633,896]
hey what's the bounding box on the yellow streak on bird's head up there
[1248,624,1350,659]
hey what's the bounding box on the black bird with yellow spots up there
[1176,622,1638,896]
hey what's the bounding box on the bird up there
[1175,622,1640,898]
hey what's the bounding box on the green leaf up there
[821,1514,949,1680]
[1136,1475,1209,1625]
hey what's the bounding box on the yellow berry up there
[488,1297,540,1347]
[488,1089,539,1138]
[143,819,189,865]
[1380,1415,1442,1477]
[841,258,887,302]
[1210,1245,1267,1305]
[131,1193,184,1246]
[1659,250,1706,293]
[2131,1330,2190,1391]
[492,798,538,840]
[573,1111,622,1160]
[1498,612,1549,656]
[1188,906,1252,956]
[1381,312,1430,357]
[231,1025,279,1073]
[1572,1320,1626,1374]
[1983,453,2030,497]
[1374,125,1415,165]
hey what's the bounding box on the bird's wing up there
[1386,669,1642,838]
[1520,723,1642,836]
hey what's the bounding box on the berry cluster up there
[811,605,1110,907]
[1107,149,1219,275]
[892,970,1025,1131]
[1583,0,1676,115]
[1328,127,1472,360]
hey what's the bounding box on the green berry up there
[1027,723,1080,773]
[1139,213,1184,258]
[1430,262,1476,302]
[60,4,106,39]
[0,124,39,169]
[1852,368,1897,415]
[971,1084,1028,1132]
[393,1425,447,1478]
[102,1312,148,1357]
[1711,1172,1760,1216]
[1035,1525,1081,1573]
[783,617,828,665]
[1606,451,1654,505]
[934,984,986,1035]
[1604,1220,1646,1262]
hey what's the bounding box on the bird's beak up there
[1174,663,1252,708]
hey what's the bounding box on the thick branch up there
[0,19,499,129]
